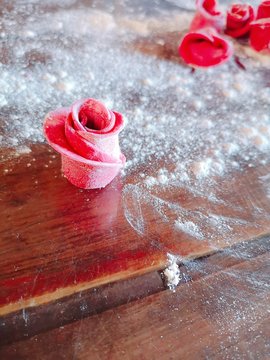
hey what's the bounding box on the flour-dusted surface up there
[1,0,270,216]
[0,0,270,357]
[1,0,270,191]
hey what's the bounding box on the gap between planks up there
[0,234,269,347]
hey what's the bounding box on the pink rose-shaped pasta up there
[179,27,233,67]
[257,1,270,20]
[190,0,225,32]
[44,98,125,189]
[225,4,255,38]
[250,18,270,52]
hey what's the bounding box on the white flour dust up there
[1,0,269,269]
[175,220,204,240]
[0,1,269,357]
[163,253,181,291]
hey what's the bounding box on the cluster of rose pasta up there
[44,1,270,189]
[179,0,270,67]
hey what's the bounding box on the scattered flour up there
[175,220,204,240]
[1,3,269,355]
[14,145,32,156]
[260,173,270,199]
[163,254,181,291]
[190,159,212,179]
[0,1,270,192]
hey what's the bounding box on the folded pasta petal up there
[77,112,125,158]
[250,18,270,52]
[61,154,123,189]
[190,0,225,32]
[71,98,113,132]
[65,114,121,163]
[179,28,233,67]
[257,1,270,20]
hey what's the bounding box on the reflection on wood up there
[1,245,269,359]
[0,144,270,316]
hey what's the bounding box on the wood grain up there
[0,234,268,347]
[1,144,270,315]
[1,239,269,359]
[0,271,164,346]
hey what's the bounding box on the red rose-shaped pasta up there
[250,18,270,52]
[225,4,255,38]
[257,1,270,20]
[190,0,225,32]
[179,27,233,67]
[44,98,126,189]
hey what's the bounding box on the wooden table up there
[0,1,270,359]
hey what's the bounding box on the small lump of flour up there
[175,220,204,240]
[15,146,32,156]
[163,254,181,291]
[190,159,212,179]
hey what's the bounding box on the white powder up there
[190,159,212,179]
[260,173,270,199]
[0,1,270,194]
[175,220,204,240]
[163,254,181,292]
[14,146,32,156]
[144,176,158,187]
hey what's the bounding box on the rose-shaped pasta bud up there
[44,98,126,189]
[250,18,270,52]
[257,1,270,20]
[225,4,255,38]
[190,0,225,32]
[179,27,233,67]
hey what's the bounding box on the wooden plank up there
[0,271,164,346]
[1,243,269,359]
[0,235,267,346]
[1,144,270,315]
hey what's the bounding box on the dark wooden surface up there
[1,144,270,317]
[0,142,270,357]
[1,236,269,359]
[0,1,270,358]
